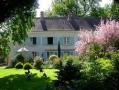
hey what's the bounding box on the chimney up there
[40,11,47,31]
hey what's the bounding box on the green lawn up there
[0,67,57,90]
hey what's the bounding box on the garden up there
[1,20,119,90]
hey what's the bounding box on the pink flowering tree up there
[75,20,119,55]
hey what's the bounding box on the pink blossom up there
[75,20,119,54]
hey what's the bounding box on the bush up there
[78,58,114,90]
[55,60,81,88]
[33,56,43,69]
[49,55,62,68]
[16,54,25,63]
[23,63,32,70]
[49,55,58,62]
[15,62,23,69]
[96,58,113,76]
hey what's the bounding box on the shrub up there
[55,60,81,88]
[16,54,25,63]
[15,62,23,69]
[23,63,32,70]
[49,55,62,68]
[49,55,58,62]
[96,58,113,75]
[78,58,114,90]
[33,56,43,69]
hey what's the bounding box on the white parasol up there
[17,47,29,53]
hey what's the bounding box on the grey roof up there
[32,16,101,32]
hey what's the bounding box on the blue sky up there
[36,0,113,17]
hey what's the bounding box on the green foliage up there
[63,55,81,65]
[46,0,101,16]
[58,41,61,57]
[49,0,80,16]
[0,3,36,58]
[55,60,81,89]
[81,58,113,80]
[86,43,103,60]
[15,62,23,69]
[111,3,119,17]
[33,56,43,69]
[0,0,37,23]
[23,63,32,70]
[74,58,113,90]
[90,6,111,17]
[0,30,11,58]
[49,55,62,68]
[110,51,119,70]
[79,0,101,16]
[10,7,36,43]
[16,54,25,63]
[49,55,58,62]
[95,58,113,78]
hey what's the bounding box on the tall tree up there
[46,0,101,16]
[114,0,119,3]
[58,41,61,58]
[111,0,119,17]
[75,20,119,54]
[49,0,80,16]
[0,0,37,60]
[90,5,111,17]
[79,0,102,15]
[0,0,37,23]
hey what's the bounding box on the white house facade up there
[11,12,99,59]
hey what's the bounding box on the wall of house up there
[11,30,79,60]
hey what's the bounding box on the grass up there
[0,67,57,90]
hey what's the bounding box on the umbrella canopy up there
[17,47,29,53]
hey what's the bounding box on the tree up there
[111,0,119,17]
[46,0,101,16]
[0,0,37,59]
[90,5,111,17]
[49,0,80,16]
[58,41,61,58]
[79,0,102,16]
[0,0,37,23]
[75,20,119,54]
[114,0,119,3]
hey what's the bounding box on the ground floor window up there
[32,52,37,59]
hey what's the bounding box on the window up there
[32,52,37,58]
[30,37,37,45]
[64,37,70,45]
[33,37,36,45]
[47,37,53,45]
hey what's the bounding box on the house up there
[11,12,100,59]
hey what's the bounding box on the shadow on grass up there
[0,73,53,90]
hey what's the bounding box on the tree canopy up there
[46,0,101,16]
[0,0,37,23]
[0,0,37,59]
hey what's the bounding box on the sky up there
[36,0,113,17]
